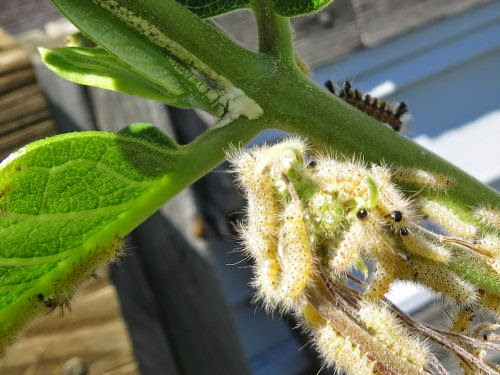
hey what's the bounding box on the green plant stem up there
[165,117,265,200]
[251,0,295,66]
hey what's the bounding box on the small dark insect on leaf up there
[37,293,71,315]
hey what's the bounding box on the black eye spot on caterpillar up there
[325,80,409,132]
[307,160,317,168]
[356,208,368,219]
[390,210,403,223]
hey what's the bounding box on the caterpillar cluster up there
[325,80,410,132]
[230,138,500,375]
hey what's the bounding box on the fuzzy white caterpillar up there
[393,168,453,190]
[409,257,478,306]
[230,146,282,309]
[277,194,314,309]
[358,301,428,368]
[400,226,451,263]
[421,199,478,239]
[474,206,500,231]
[300,301,376,375]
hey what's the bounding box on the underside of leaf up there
[271,0,333,17]
[177,0,249,17]
[0,129,179,354]
[175,0,333,18]
[40,46,208,109]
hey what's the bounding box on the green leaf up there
[175,0,333,18]
[177,0,249,17]
[48,1,225,116]
[270,0,333,17]
[40,47,208,108]
[0,129,181,354]
[118,123,179,150]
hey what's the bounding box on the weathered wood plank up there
[0,48,31,74]
[0,108,51,136]
[0,29,56,155]
[351,0,490,47]
[214,0,490,67]
[0,28,18,50]
[0,68,36,95]
[0,83,40,107]
[0,119,55,157]
[0,89,48,127]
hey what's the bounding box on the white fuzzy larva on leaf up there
[230,146,282,309]
[329,208,382,274]
[277,184,314,309]
[420,199,478,239]
[474,205,500,231]
[329,218,367,273]
[300,301,376,375]
[478,291,500,318]
[358,301,429,367]
[408,257,478,306]
[229,147,280,248]
[370,165,420,233]
[263,137,306,178]
[364,246,403,301]
[393,168,454,190]
[315,324,376,375]
[311,156,370,202]
[250,255,282,310]
[400,226,451,263]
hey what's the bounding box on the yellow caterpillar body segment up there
[421,200,477,239]
[393,168,453,190]
[278,197,313,308]
[300,301,376,375]
[358,301,428,367]
[400,227,451,262]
